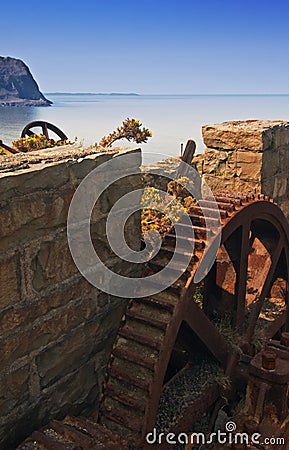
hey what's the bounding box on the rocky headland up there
[0,56,52,106]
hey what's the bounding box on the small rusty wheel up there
[21,121,68,141]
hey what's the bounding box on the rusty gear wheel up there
[17,194,289,450]
[99,193,289,448]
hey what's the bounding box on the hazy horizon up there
[45,92,289,96]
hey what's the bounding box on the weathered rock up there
[0,364,30,414]
[202,120,289,151]
[0,279,96,338]
[31,235,78,291]
[0,56,51,106]
[236,150,262,180]
[197,120,289,220]
[0,253,20,309]
[198,148,236,177]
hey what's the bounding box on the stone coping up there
[202,120,289,151]
[0,144,140,174]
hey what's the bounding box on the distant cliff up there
[0,56,52,106]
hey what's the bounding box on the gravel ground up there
[155,352,220,449]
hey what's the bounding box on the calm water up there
[1,94,289,165]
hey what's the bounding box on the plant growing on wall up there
[141,177,197,237]
[12,134,73,152]
[99,118,152,147]
[141,186,185,237]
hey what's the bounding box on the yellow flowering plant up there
[141,186,186,237]
[141,177,199,237]
[99,118,152,147]
[12,134,73,152]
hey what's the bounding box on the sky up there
[1,0,289,94]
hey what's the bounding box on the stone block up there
[273,125,289,148]
[123,211,142,251]
[261,149,279,179]
[273,176,287,198]
[0,278,98,337]
[0,162,70,203]
[68,153,112,180]
[261,176,275,198]
[42,360,98,419]
[69,186,103,225]
[276,196,289,220]
[233,178,260,193]
[0,365,30,414]
[35,310,120,388]
[0,360,100,449]
[0,400,44,450]
[36,322,99,388]
[0,195,46,239]
[236,150,262,180]
[0,330,30,372]
[0,188,76,254]
[202,174,235,193]
[0,254,20,310]
[31,235,78,291]
[199,148,236,177]
[112,148,142,170]
[0,294,103,370]
[278,145,289,169]
[0,144,106,199]
[201,148,225,174]
[204,173,259,195]
[192,154,204,174]
[33,295,99,344]
[0,147,139,202]
[104,174,143,210]
[202,120,289,151]
[141,158,179,191]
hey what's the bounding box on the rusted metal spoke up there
[176,139,196,178]
[286,285,289,330]
[0,139,20,154]
[235,222,251,332]
[185,299,230,367]
[246,237,284,342]
[42,122,49,138]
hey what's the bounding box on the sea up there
[1,94,289,165]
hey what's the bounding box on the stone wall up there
[194,120,289,218]
[0,145,142,449]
